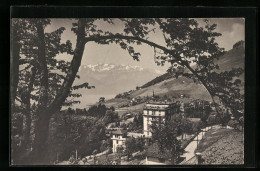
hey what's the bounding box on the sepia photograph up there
[10,17,245,166]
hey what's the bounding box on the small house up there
[111,129,127,153]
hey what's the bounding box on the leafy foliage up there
[126,113,143,132]
[87,104,107,118]
[150,115,186,164]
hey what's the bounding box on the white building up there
[143,101,180,137]
[111,129,127,153]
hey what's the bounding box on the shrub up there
[239,116,244,126]
[191,120,204,133]
[227,119,239,129]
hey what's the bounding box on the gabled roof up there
[112,129,127,135]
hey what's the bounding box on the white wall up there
[112,137,126,153]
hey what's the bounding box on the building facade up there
[111,129,127,153]
[143,101,180,137]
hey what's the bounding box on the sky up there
[45,18,245,73]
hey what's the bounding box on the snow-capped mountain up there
[79,63,144,72]
[72,64,164,106]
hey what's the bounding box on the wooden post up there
[197,133,199,147]
[75,149,78,160]
[57,152,59,163]
[195,153,202,165]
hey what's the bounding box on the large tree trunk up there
[31,112,52,164]
[22,67,36,151]
[31,19,87,164]
[23,112,32,150]
[11,29,20,110]
[30,19,50,164]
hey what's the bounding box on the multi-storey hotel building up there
[143,101,180,137]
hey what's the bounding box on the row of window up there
[144,110,164,115]
[115,140,125,145]
[144,109,179,115]
[114,135,121,138]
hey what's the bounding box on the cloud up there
[216,23,245,51]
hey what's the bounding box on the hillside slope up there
[131,45,245,101]
[132,76,212,101]
[196,128,244,164]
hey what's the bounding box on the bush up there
[239,116,244,126]
[207,114,218,126]
[191,120,204,133]
[108,147,113,154]
[227,119,239,129]
[219,113,231,126]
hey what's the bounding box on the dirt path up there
[180,125,220,163]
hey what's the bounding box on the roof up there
[146,143,172,160]
[187,118,201,122]
[127,132,145,138]
[146,101,175,105]
[112,129,127,135]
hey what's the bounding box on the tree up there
[11,18,96,164]
[120,123,128,130]
[85,18,243,117]
[92,149,98,165]
[181,118,193,139]
[137,113,143,129]
[110,106,115,112]
[100,139,111,152]
[133,116,138,125]
[125,137,136,160]
[99,97,105,103]
[136,137,145,152]
[87,104,107,118]
[151,119,183,164]
[116,145,124,164]
[158,19,243,117]
[81,18,243,117]
[67,107,75,115]
[101,110,119,125]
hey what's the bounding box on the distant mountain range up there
[71,64,163,107]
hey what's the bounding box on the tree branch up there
[11,31,20,108]
[19,58,40,68]
[35,20,49,113]
[46,19,87,115]
[84,34,174,56]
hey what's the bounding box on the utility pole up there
[75,149,78,160]
[197,133,199,148]
[56,152,59,163]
